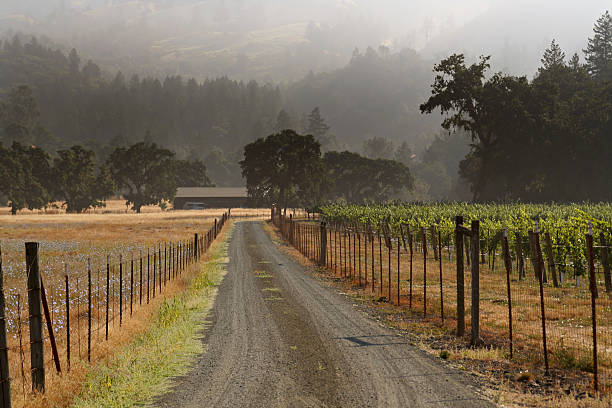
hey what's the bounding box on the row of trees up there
[0,142,211,214]
[0,35,441,187]
[240,130,413,211]
[421,11,612,202]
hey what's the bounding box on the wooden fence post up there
[194,234,199,262]
[471,220,481,346]
[151,244,157,299]
[320,222,327,267]
[361,227,366,285]
[0,245,11,407]
[369,229,376,293]
[409,230,413,310]
[397,233,401,306]
[26,242,45,391]
[455,216,465,336]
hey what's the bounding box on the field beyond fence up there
[273,204,612,397]
[0,210,230,408]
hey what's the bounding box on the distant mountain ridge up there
[422,0,610,76]
[0,0,389,82]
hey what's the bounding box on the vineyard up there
[274,203,612,396]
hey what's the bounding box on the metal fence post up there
[65,264,70,371]
[502,228,513,359]
[587,223,598,392]
[0,245,11,407]
[119,254,123,327]
[471,220,481,346]
[535,222,549,375]
[87,258,92,363]
[130,254,134,316]
[438,227,444,321]
[422,228,427,317]
[106,255,110,340]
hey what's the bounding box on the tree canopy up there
[421,42,612,201]
[107,142,180,213]
[323,151,413,204]
[240,130,326,211]
[0,142,51,214]
[584,10,612,80]
[53,145,114,213]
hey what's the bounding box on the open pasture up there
[0,209,233,407]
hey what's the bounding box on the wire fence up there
[0,212,229,408]
[273,213,611,395]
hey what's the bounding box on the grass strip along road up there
[71,223,233,407]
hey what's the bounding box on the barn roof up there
[175,187,248,198]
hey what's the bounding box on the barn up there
[173,187,248,209]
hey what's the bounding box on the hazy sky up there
[0,0,609,78]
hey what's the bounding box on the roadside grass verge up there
[70,224,233,408]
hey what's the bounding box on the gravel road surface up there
[155,221,494,408]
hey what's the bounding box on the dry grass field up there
[0,206,246,407]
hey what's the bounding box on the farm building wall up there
[174,196,248,209]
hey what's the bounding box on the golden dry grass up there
[0,210,236,408]
[0,199,274,217]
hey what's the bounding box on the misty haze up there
[0,1,611,407]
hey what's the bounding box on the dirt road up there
[155,221,494,407]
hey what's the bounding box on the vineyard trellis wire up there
[0,212,229,407]
[273,203,611,395]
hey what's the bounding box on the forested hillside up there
[0,36,443,188]
[2,10,609,202]
[285,47,438,151]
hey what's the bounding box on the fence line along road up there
[0,212,229,407]
[273,211,610,395]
